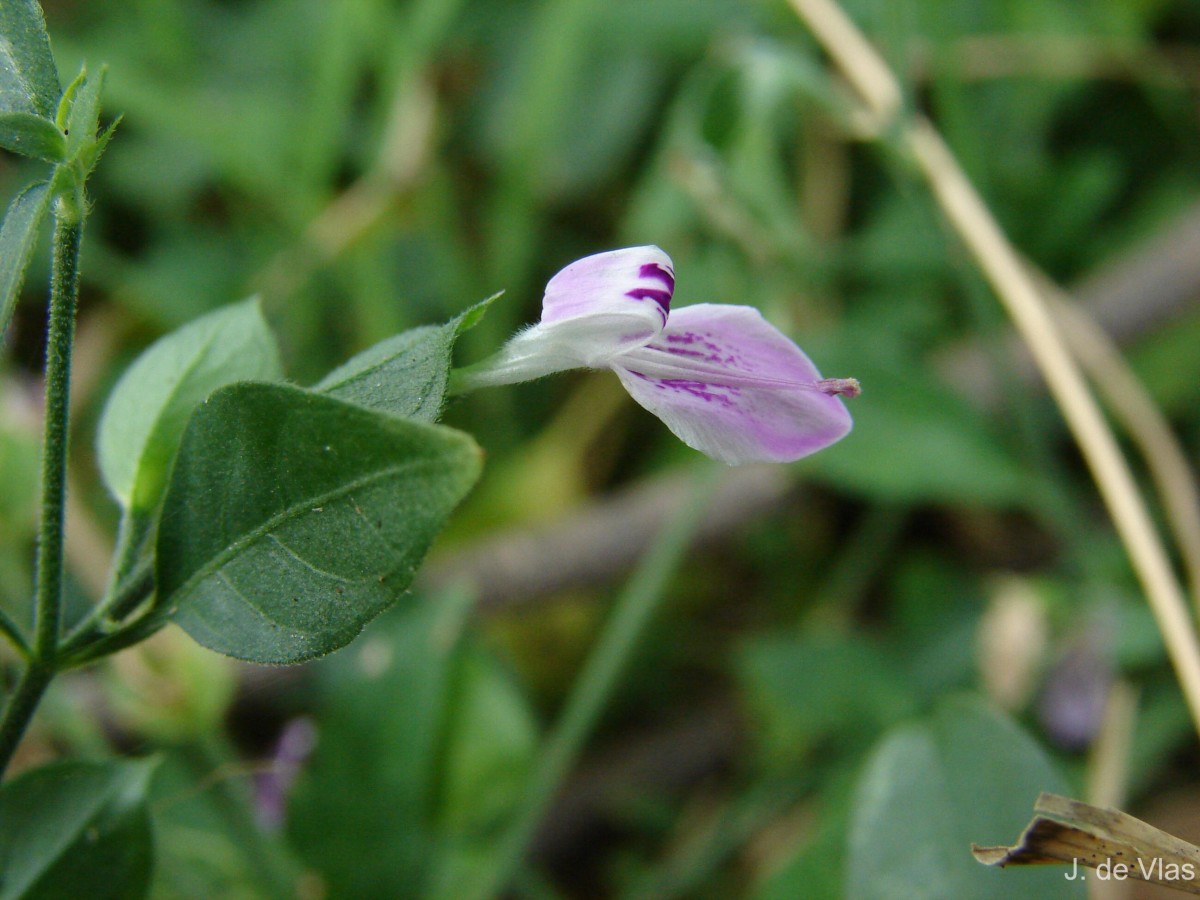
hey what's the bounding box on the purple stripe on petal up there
[626,288,672,305]
[627,261,675,316]
[658,378,737,406]
[540,246,674,338]
[639,262,675,293]
[625,288,672,316]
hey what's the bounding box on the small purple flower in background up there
[452,246,858,465]
[1038,619,1115,751]
[254,717,317,830]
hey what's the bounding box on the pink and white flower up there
[453,246,857,465]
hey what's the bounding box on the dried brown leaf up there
[973,793,1200,894]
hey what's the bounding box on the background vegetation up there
[4,0,1200,895]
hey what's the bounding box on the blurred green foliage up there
[4,0,1200,895]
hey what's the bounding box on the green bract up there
[318,292,499,420]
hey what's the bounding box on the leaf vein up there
[265,532,357,583]
[167,457,446,603]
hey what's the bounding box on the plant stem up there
[0,208,83,778]
[467,466,721,899]
[60,555,155,657]
[0,607,30,660]
[34,212,82,664]
[58,605,163,670]
[0,663,53,773]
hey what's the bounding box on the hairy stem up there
[60,555,155,658]
[0,209,83,778]
[0,664,53,774]
[0,607,30,660]
[34,213,82,663]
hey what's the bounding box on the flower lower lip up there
[618,350,840,393]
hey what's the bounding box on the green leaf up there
[317,293,499,421]
[427,645,538,899]
[288,594,472,896]
[846,696,1082,900]
[158,382,482,664]
[97,297,283,513]
[0,111,62,160]
[0,758,157,900]
[737,632,916,766]
[288,594,537,898]
[0,415,39,527]
[0,180,50,338]
[0,0,60,118]
[437,646,538,833]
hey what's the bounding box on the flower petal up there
[536,245,674,365]
[613,304,852,464]
[448,246,676,391]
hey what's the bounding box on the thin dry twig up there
[910,35,1200,89]
[1046,291,1200,609]
[939,199,1200,406]
[786,0,1200,738]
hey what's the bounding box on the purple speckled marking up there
[633,372,737,406]
[664,346,719,361]
[666,331,722,353]
[650,332,753,375]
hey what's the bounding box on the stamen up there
[816,377,861,398]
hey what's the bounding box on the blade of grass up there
[464,464,722,899]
